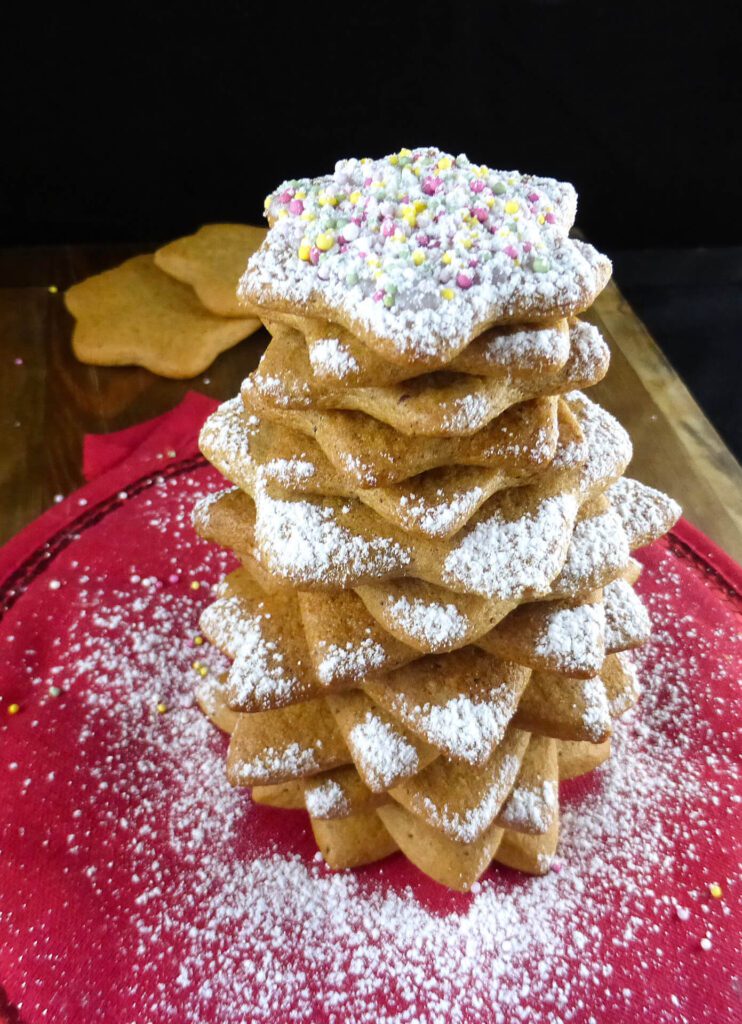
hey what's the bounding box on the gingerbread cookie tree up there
[193,148,679,890]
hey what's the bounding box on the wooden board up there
[0,242,740,562]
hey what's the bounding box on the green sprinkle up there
[49,686,62,697]
[346,271,359,286]
[383,293,395,308]
[492,182,506,195]
[532,258,550,273]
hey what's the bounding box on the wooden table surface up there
[1,242,741,563]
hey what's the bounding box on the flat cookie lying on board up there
[65,254,261,378]
[154,224,266,317]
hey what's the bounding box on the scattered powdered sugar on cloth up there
[0,463,739,1024]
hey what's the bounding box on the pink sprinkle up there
[550,861,563,874]
[372,290,384,302]
[473,207,489,223]
[363,177,373,187]
[545,212,557,224]
[309,247,320,266]
[278,189,293,204]
[523,241,533,253]
[470,179,485,193]
[14,357,23,366]
[456,273,473,289]
[527,191,539,203]
[288,199,304,216]
[504,244,520,260]
[381,218,395,237]
[468,258,478,267]
[416,233,430,247]
[167,574,180,585]
[421,176,442,196]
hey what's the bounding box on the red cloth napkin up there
[0,393,739,1024]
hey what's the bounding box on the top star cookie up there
[239,147,611,367]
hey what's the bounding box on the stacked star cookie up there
[192,148,680,890]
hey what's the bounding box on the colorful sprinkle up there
[532,258,550,273]
[49,686,62,698]
[48,284,59,294]
[193,635,204,647]
[167,574,180,585]
[7,703,20,715]
[315,232,335,252]
[156,702,168,714]
[190,581,201,591]
[709,883,723,899]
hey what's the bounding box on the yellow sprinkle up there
[709,883,723,899]
[399,147,412,158]
[263,196,271,209]
[198,666,208,678]
[413,199,427,213]
[442,251,453,265]
[505,200,519,215]
[392,231,405,242]
[300,211,316,221]
[360,157,370,165]
[538,214,545,224]
[462,238,472,250]
[413,166,421,176]
[294,190,306,200]
[156,702,168,714]
[412,249,426,266]
[402,211,417,228]
[298,243,311,261]
[277,209,288,220]
[48,285,59,294]
[441,288,454,300]
[437,156,453,171]
[389,154,399,165]
[192,661,202,671]
[486,196,495,208]
[349,190,362,204]
[193,635,204,647]
[315,232,335,251]
[8,703,20,715]
[190,581,201,591]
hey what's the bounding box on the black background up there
[2,1,740,452]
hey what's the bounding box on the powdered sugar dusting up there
[534,603,606,674]
[316,637,387,684]
[308,337,360,380]
[254,491,411,585]
[347,713,420,791]
[499,780,557,833]
[396,689,518,764]
[3,474,739,1024]
[304,779,349,818]
[385,594,469,649]
[443,493,579,598]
